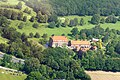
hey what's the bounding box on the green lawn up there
[0,69,27,80]
[10,16,120,40]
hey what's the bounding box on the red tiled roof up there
[51,36,68,42]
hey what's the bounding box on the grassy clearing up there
[0,69,27,80]
[10,20,94,38]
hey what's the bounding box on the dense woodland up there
[50,0,120,16]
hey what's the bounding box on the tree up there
[4,9,12,19]
[100,18,105,24]
[3,54,12,63]
[80,33,87,40]
[18,22,24,29]
[71,28,79,36]
[42,34,48,39]
[115,42,120,54]
[56,20,61,28]
[69,19,75,27]
[29,32,34,38]
[2,54,12,67]
[16,2,22,10]
[30,16,35,22]
[24,58,40,73]
[48,14,58,23]
[37,11,47,23]
[11,11,18,20]
[61,18,69,27]
[80,18,85,26]
[105,15,118,23]
[32,23,39,28]
[0,43,7,53]
[48,21,56,28]
[21,33,28,42]
[91,14,100,25]
[34,32,40,38]
[118,16,120,21]
[17,12,23,20]
[23,7,31,14]
[74,18,78,26]
[23,16,27,22]
[26,71,44,80]
[0,16,10,27]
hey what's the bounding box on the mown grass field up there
[0,69,27,80]
[86,71,120,80]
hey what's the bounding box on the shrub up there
[32,23,39,28]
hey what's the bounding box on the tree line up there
[0,8,27,21]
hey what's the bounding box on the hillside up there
[0,0,120,41]
[0,0,120,80]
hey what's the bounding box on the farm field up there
[86,71,120,80]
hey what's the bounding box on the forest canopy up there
[50,0,120,16]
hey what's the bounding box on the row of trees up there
[47,14,120,28]
[0,8,27,21]
[48,17,85,28]
[91,14,119,25]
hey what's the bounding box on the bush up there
[18,23,24,29]
[42,34,48,39]
[23,16,27,22]
[32,23,39,28]
[48,21,56,28]
[30,16,35,22]
[105,15,118,23]
[29,32,34,38]
[34,32,40,38]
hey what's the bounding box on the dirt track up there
[85,71,120,80]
